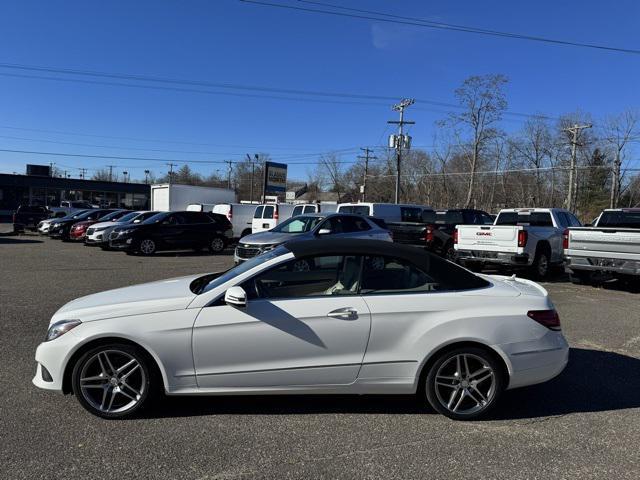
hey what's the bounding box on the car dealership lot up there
[1,234,639,479]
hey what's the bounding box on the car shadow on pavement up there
[140,348,640,420]
[0,237,43,244]
[145,249,234,258]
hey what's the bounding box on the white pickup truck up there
[564,208,640,284]
[454,208,582,278]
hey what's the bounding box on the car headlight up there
[118,229,135,235]
[45,319,81,342]
[261,244,277,252]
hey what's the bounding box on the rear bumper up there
[566,256,640,276]
[501,331,569,389]
[457,250,531,267]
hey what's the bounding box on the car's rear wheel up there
[241,228,252,238]
[71,344,153,419]
[531,248,550,279]
[425,347,504,420]
[443,241,457,262]
[208,236,226,254]
[138,239,156,255]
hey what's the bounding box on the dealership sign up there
[264,161,287,193]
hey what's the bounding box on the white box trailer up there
[150,184,235,211]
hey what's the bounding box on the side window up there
[263,206,275,219]
[185,212,211,224]
[291,205,304,217]
[361,256,439,294]
[400,207,422,222]
[304,205,316,214]
[342,216,371,232]
[556,212,570,228]
[529,212,553,227]
[480,213,494,225]
[253,206,264,219]
[320,217,344,234]
[568,213,582,227]
[243,255,362,299]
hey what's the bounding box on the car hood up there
[241,230,306,245]
[90,220,122,230]
[50,274,203,324]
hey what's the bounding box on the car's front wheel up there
[138,238,156,255]
[208,236,226,254]
[71,344,153,419]
[425,347,505,420]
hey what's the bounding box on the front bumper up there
[109,235,134,250]
[32,330,82,393]
[457,250,531,267]
[85,231,107,244]
[566,256,640,276]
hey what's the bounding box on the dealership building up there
[0,166,150,217]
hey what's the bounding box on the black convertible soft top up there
[283,238,489,291]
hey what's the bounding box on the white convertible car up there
[33,239,569,420]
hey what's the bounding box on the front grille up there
[236,245,261,259]
[86,228,95,235]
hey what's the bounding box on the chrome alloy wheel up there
[79,350,146,414]
[433,353,496,416]
[139,239,156,255]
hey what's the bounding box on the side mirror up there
[317,228,331,235]
[225,286,247,308]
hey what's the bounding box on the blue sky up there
[0,0,638,182]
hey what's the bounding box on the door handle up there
[327,307,358,320]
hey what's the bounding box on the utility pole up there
[388,98,415,204]
[144,170,150,185]
[107,165,116,182]
[166,163,177,184]
[564,123,592,212]
[79,168,87,179]
[610,151,621,209]
[358,147,377,202]
[246,154,259,202]
[224,160,233,190]
[49,162,55,177]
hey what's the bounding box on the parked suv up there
[455,208,580,278]
[86,211,159,248]
[12,205,51,233]
[108,211,233,255]
[235,213,393,265]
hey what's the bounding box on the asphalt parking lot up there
[1,231,639,479]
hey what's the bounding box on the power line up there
[242,0,640,55]
[0,63,558,121]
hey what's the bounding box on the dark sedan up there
[48,209,119,241]
[108,211,233,255]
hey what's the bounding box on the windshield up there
[99,210,126,221]
[198,245,289,294]
[271,215,323,233]
[495,211,553,227]
[142,212,170,224]
[338,205,370,216]
[597,211,640,228]
[116,211,141,223]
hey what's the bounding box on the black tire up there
[71,343,154,419]
[138,238,156,255]
[425,347,505,420]
[208,236,226,254]
[531,247,550,280]
[443,241,457,263]
[240,228,252,238]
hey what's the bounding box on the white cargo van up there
[291,203,320,217]
[186,203,217,212]
[211,203,258,240]
[336,203,431,223]
[251,203,295,233]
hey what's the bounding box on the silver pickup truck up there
[455,208,582,278]
[564,208,640,284]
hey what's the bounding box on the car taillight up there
[274,206,279,221]
[453,228,458,244]
[517,230,528,247]
[425,225,434,244]
[527,310,561,331]
[227,206,233,221]
[562,228,569,249]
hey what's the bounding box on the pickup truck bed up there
[565,227,640,278]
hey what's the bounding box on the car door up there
[157,213,188,247]
[192,255,372,389]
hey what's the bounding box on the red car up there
[68,210,130,241]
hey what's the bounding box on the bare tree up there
[447,74,508,208]
[512,116,552,206]
[602,109,638,208]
